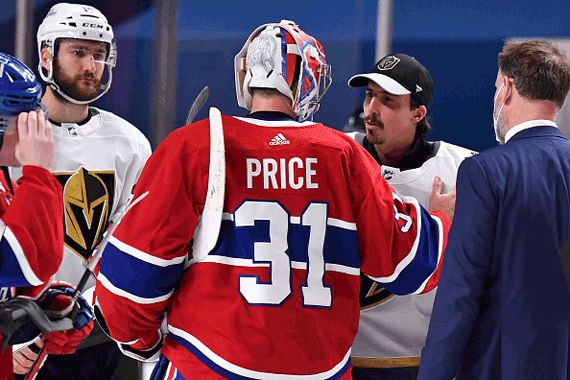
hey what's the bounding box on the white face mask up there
[492,82,506,144]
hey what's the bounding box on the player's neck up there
[376,150,403,167]
[250,92,296,119]
[374,142,413,167]
[42,88,90,124]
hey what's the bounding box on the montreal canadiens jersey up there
[0,167,63,290]
[0,166,63,377]
[95,115,450,379]
[350,140,476,366]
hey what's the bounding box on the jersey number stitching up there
[235,201,332,308]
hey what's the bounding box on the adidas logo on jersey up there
[269,133,290,146]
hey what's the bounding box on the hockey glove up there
[37,284,94,355]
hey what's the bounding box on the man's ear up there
[39,49,52,70]
[503,76,515,104]
[411,105,427,123]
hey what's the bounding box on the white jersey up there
[53,108,151,289]
[17,107,151,289]
[351,141,475,367]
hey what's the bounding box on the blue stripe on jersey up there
[286,223,360,267]
[0,238,30,288]
[168,333,350,380]
[100,242,184,299]
[382,207,441,295]
[328,360,351,380]
[211,220,360,269]
[169,334,251,380]
[150,355,185,380]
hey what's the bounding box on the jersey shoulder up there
[92,108,152,157]
[91,107,151,151]
[345,131,366,145]
[308,122,368,153]
[435,141,478,162]
[164,115,367,161]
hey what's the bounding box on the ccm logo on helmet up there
[82,23,103,29]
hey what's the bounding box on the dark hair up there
[498,40,570,107]
[410,97,431,139]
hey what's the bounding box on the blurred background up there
[5,0,570,151]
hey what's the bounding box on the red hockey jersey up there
[96,115,449,379]
[0,166,64,380]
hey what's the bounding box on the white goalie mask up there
[37,3,117,105]
[234,20,332,121]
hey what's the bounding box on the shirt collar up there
[48,107,96,127]
[363,134,436,170]
[505,119,558,143]
[246,111,295,121]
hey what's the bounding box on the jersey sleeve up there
[350,145,450,295]
[0,166,63,287]
[109,134,152,225]
[95,128,204,346]
[133,135,152,181]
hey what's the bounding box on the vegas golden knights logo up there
[376,55,400,71]
[359,274,395,310]
[54,168,115,261]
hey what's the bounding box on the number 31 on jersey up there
[235,201,331,308]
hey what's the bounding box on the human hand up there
[428,176,456,221]
[15,110,54,170]
[13,340,43,375]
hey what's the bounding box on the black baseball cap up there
[348,53,434,106]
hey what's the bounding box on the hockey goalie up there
[94,20,454,379]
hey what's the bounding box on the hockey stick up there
[71,191,150,303]
[186,86,209,125]
[24,191,150,380]
[187,107,225,266]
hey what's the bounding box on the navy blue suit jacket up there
[418,126,570,380]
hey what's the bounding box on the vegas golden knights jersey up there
[350,141,475,367]
[37,107,151,289]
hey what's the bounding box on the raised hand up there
[15,110,55,170]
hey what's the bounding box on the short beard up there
[364,114,385,145]
[52,60,101,102]
[366,130,386,145]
